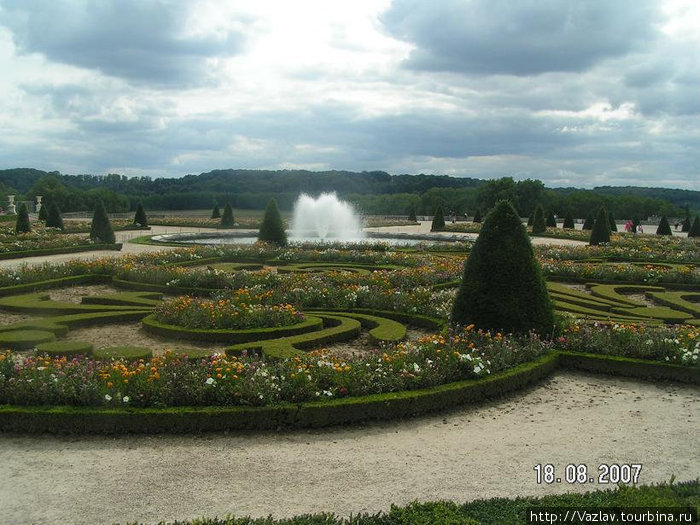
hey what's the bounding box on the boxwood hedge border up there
[0,351,697,434]
[0,243,122,260]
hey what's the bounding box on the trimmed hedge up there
[0,351,697,434]
[81,291,163,307]
[588,284,665,306]
[0,311,153,336]
[312,310,406,344]
[92,346,153,360]
[0,293,143,315]
[142,314,325,343]
[647,290,700,317]
[0,329,55,350]
[0,274,110,297]
[36,340,94,357]
[0,243,122,261]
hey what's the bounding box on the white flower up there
[122,396,130,403]
[205,377,216,385]
[413,363,421,373]
[105,394,112,401]
[474,365,483,374]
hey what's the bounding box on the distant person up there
[638,224,643,233]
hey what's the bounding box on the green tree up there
[582,213,595,230]
[451,200,555,336]
[408,207,417,222]
[133,202,148,227]
[545,210,557,228]
[220,203,235,228]
[258,198,287,246]
[431,205,445,231]
[89,200,115,244]
[688,216,700,238]
[45,202,65,231]
[589,207,611,246]
[211,203,221,219]
[681,215,691,232]
[472,208,482,223]
[656,215,672,236]
[14,203,31,234]
[37,201,48,222]
[562,211,575,229]
[608,211,617,232]
[531,205,546,234]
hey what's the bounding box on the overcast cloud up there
[0,0,698,189]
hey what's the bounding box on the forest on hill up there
[0,167,697,219]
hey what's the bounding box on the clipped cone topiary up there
[45,202,64,231]
[431,205,445,231]
[258,198,287,246]
[531,205,546,234]
[220,203,235,228]
[37,201,48,222]
[408,207,417,222]
[473,208,481,223]
[15,203,31,234]
[681,215,691,232]
[608,211,617,232]
[688,216,700,238]
[545,211,557,228]
[656,215,672,236]
[133,202,148,227]
[562,212,575,229]
[451,200,554,336]
[582,213,595,230]
[211,203,221,219]
[90,200,115,244]
[589,206,611,246]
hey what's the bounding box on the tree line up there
[0,168,697,219]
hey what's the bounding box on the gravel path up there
[1,371,698,525]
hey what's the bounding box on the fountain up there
[290,193,364,241]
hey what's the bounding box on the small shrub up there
[681,215,691,232]
[430,205,445,231]
[220,203,235,228]
[258,198,287,246]
[90,200,115,244]
[36,340,93,358]
[562,212,575,229]
[407,207,417,222]
[92,346,153,360]
[688,216,700,238]
[656,215,672,236]
[45,202,64,231]
[14,203,31,234]
[133,202,148,227]
[545,210,557,228]
[211,204,221,219]
[608,211,617,232]
[582,213,595,230]
[531,205,546,234]
[589,206,611,246]
[37,202,48,222]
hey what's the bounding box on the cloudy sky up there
[0,0,698,189]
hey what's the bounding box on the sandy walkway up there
[0,371,697,525]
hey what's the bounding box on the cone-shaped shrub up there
[220,203,235,228]
[258,198,287,246]
[430,205,445,231]
[545,210,557,228]
[133,202,148,227]
[688,216,700,238]
[451,201,554,336]
[531,205,546,234]
[408,207,417,222]
[527,211,534,226]
[211,204,221,219]
[89,200,115,244]
[582,213,595,230]
[14,203,31,234]
[473,208,481,223]
[656,215,672,236]
[562,212,575,229]
[589,207,611,246]
[45,202,64,230]
[608,212,617,232]
[681,215,691,232]
[37,202,48,222]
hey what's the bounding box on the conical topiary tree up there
[220,203,235,228]
[408,207,417,222]
[688,216,700,238]
[451,200,555,336]
[431,205,445,231]
[608,211,617,232]
[589,207,611,246]
[258,198,287,246]
[133,202,148,227]
[45,202,64,231]
[90,200,115,244]
[545,211,557,228]
[656,215,672,236]
[562,211,575,229]
[472,208,482,223]
[681,215,691,232]
[531,205,546,234]
[211,203,221,219]
[15,203,31,234]
[582,213,595,230]
[37,201,48,222]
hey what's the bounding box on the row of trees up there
[2,169,696,219]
